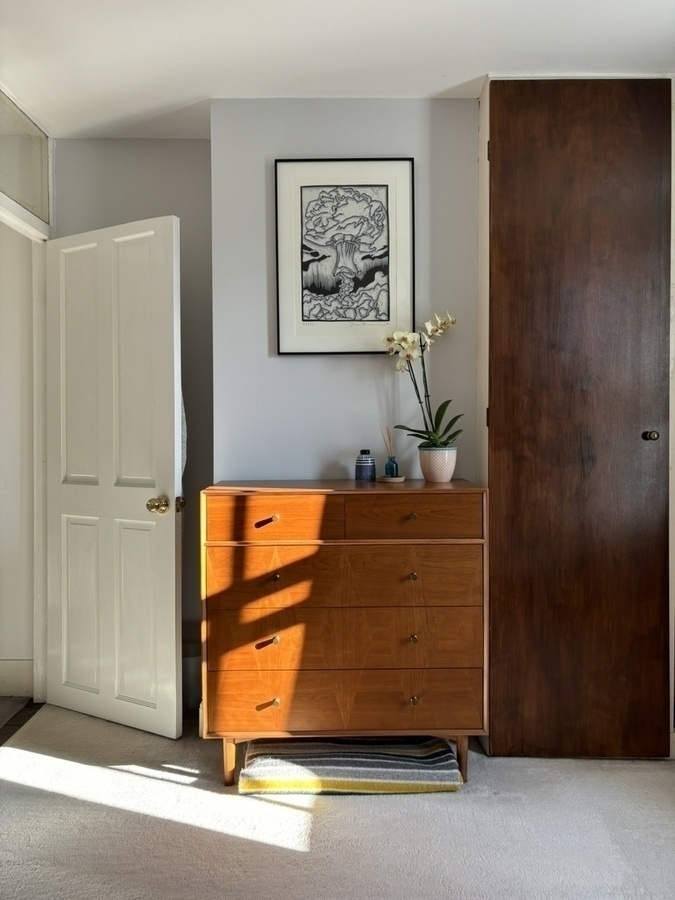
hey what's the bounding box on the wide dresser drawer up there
[207,607,484,670]
[204,492,344,542]
[345,492,484,540]
[204,544,483,609]
[206,668,484,734]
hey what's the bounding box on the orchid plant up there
[384,313,464,448]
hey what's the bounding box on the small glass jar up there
[355,449,376,482]
[384,456,399,478]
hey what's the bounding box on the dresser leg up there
[455,735,469,783]
[223,738,236,786]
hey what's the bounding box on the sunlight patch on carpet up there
[111,763,199,785]
[0,746,313,851]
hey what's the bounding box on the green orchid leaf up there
[439,414,464,439]
[394,425,433,441]
[433,399,453,433]
[393,424,427,437]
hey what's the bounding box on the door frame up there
[33,236,48,702]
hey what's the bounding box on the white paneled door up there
[46,217,183,738]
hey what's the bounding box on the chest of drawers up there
[200,479,488,784]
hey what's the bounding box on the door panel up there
[62,242,99,481]
[114,233,156,484]
[62,516,99,691]
[47,217,182,738]
[488,80,671,757]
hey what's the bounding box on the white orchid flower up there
[435,313,457,331]
[400,344,420,363]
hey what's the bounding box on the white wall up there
[211,99,480,482]
[0,221,34,694]
[54,139,212,636]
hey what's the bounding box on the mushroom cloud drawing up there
[301,184,390,322]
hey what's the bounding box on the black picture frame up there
[275,157,415,354]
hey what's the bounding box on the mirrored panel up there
[0,91,49,223]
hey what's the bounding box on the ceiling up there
[1,0,673,139]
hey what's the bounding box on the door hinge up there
[487,140,490,161]
[486,407,490,427]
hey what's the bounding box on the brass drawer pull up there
[254,514,281,529]
[409,695,419,706]
[409,572,418,581]
[255,697,281,711]
[409,634,419,644]
[409,512,418,521]
[254,635,281,650]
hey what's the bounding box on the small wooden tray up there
[377,475,405,483]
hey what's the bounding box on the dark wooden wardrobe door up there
[488,79,671,758]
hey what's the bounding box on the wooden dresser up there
[200,479,488,784]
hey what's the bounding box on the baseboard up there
[478,733,675,759]
[0,660,33,697]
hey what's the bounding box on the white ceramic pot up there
[418,446,457,482]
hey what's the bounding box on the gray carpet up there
[0,704,674,900]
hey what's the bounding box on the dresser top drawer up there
[203,492,344,542]
[202,481,487,542]
[345,492,484,540]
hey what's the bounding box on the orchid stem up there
[419,336,434,427]
[407,359,432,434]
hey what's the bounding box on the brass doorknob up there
[146,495,170,514]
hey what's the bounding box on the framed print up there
[275,158,414,354]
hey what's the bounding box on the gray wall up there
[54,139,212,637]
[210,99,479,483]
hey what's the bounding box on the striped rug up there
[238,737,463,794]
